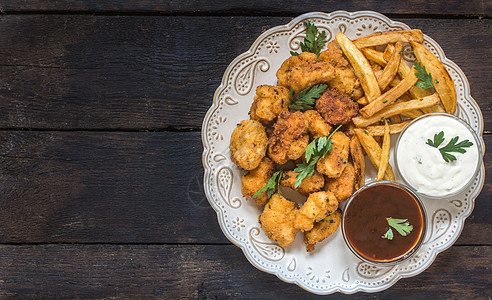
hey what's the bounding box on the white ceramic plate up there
[202,11,485,294]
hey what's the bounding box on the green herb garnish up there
[426,131,473,162]
[382,217,413,240]
[289,84,327,111]
[253,170,283,199]
[290,21,327,58]
[413,61,434,89]
[293,125,342,188]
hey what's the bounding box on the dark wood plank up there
[0,244,489,298]
[0,131,489,244]
[0,0,489,16]
[0,16,490,130]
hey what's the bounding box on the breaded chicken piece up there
[317,131,350,178]
[280,170,324,196]
[276,52,335,93]
[249,85,290,124]
[268,111,309,165]
[303,110,332,139]
[241,157,275,206]
[304,209,342,252]
[324,162,356,202]
[294,191,338,232]
[259,193,299,247]
[230,120,268,170]
[315,88,359,125]
[319,41,363,99]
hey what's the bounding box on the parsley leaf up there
[426,132,474,162]
[294,125,342,188]
[253,170,283,199]
[413,61,434,89]
[299,21,327,58]
[438,136,474,163]
[289,84,327,111]
[426,131,445,148]
[382,217,413,240]
[290,51,299,56]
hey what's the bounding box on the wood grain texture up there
[0,131,489,245]
[0,0,490,15]
[0,16,490,130]
[0,244,489,298]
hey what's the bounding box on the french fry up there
[349,135,365,189]
[401,109,424,119]
[365,121,411,136]
[361,48,387,66]
[357,96,369,105]
[354,129,395,181]
[383,43,395,60]
[359,66,418,117]
[377,42,402,90]
[353,29,424,48]
[377,120,391,181]
[389,114,402,124]
[336,32,381,102]
[353,93,440,127]
[410,41,457,113]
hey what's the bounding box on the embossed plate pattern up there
[202,11,485,294]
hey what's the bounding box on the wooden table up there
[0,1,489,298]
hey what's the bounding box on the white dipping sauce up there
[396,115,480,197]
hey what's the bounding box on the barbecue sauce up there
[344,183,424,262]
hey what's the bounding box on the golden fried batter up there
[276,52,335,93]
[280,170,324,196]
[315,88,359,125]
[324,162,356,202]
[249,85,290,124]
[268,111,309,165]
[259,193,299,247]
[230,120,268,170]
[319,41,363,99]
[316,131,350,178]
[304,209,342,252]
[241,157,275,206]
[303,110,332,139]
[294,191,338,232]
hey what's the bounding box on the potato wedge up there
[360,66,418,117]
[354,129,395,181]
[353,29,424,48]
[361,48,387,66]
[365,121,411,136]
[349,135,365,189]
[411,41,457,113]
[377,120,391,181]
[353,93,440,127]
[336,33,381,102]
[377,42,402,90]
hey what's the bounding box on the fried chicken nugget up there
[294,191,338,232]
[315,88,359,125]
[277,52,335,93]
[268,111,309,165]
[259,193,299,247]
[250,85,290,124]
[241,157,275,206]
[303,110,332,139]
[230,120,268,170]
[280,170,324,196]
[304,209,342,252]
[316,131,350,178]
[319,41,363,99]
[324,162,356,202]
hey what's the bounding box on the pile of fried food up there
[229,22,456,252]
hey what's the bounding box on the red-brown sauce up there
[344,183,424,262]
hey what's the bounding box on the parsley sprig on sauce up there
[382,217,414,240]
[288,84,327,111]
[426,131,473,162]
[290,21,327,58]
[293,125,342,188]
